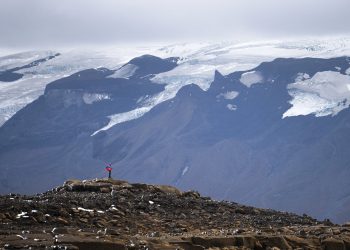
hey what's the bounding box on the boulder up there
[182,191,201,199]
[322,238,346,250]
[190,236,262,249]
[57,235,125,250]
[256,235,292,249]
[284,235,320,249]
[55,217,69,225]
[64,179,112,192]
[155,185,182,196]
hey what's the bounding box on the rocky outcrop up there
[0,179,350,249]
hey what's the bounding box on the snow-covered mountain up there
[0,46,158,126]
[1,37,350,126]
[1,37,350,223]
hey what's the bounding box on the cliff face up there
[0,179,350,250]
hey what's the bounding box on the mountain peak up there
[214,69,225,81]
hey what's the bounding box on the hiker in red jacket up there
[105,163,112,179]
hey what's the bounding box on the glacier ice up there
[283,71,350,118]
[0,51,57,71]
[0,48,157,126]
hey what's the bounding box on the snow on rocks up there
[77,207,94,213]
[16,212,28,219]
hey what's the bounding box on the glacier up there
[1,37,350,128]
[95,37,350,132]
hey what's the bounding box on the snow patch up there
[16,212,28,219]
[217,91,239,100]
[151,63,215,91]
[239,71,263,87]
[83,93,111,104]
[109,205,120,212]
[108,64,138,79]
[227,104,238,111]
[16,235,27,240]
[92,107,151,135]
[92,83,186,135]
[77,207,94,213]
[283,71,350,118]
[181,166,189,176]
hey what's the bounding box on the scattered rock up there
[0,178,348,250]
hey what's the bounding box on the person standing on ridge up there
[105,163,112,179]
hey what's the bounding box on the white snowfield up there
[1,37,350,130]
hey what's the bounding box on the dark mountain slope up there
[1,56,350,224]
[92,57,350,223]
[0,55,178,194]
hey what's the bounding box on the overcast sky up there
[1,0,350,50]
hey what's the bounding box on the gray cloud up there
[0,0,350,49]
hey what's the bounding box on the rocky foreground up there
[0,179,350,250]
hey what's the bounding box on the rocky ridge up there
[0,179,350,249]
